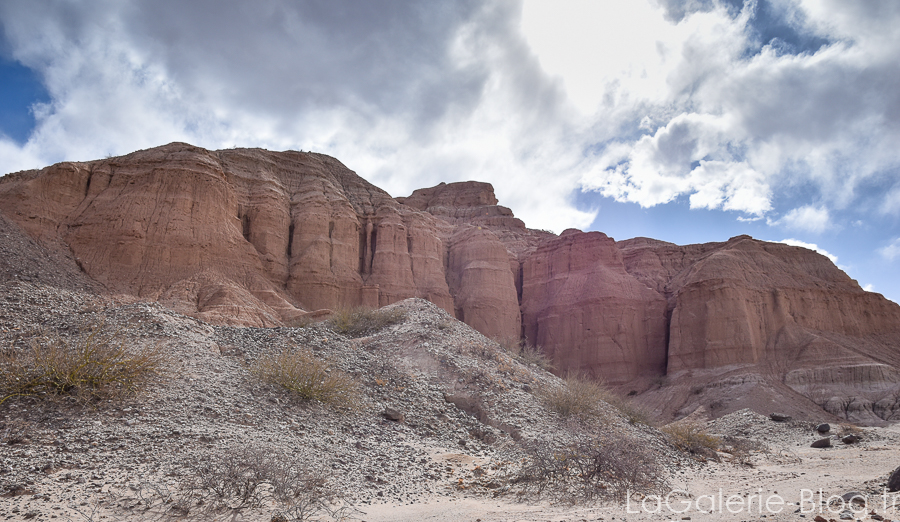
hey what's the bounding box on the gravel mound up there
[0,284,690,521]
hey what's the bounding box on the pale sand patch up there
[361,430,900,522]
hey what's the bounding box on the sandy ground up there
[360,428,900,522]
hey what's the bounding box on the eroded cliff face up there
[0,144,455,326]
[3,143,900,422]
[520,230,668,382]
[619,235,900,423]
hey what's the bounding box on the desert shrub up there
[540,373,654,424]
[837,423,863,437]
[541,374,606,418]
[720,435,763,466]
[326,307,406,337]
[139,448,357,521]
[0,324,168,405]
[498,337,554,371]
[518,342,554,370]
[512,435,667,502]
[661,423,721,460]
[601,392,654,426]
[253,349,360,408]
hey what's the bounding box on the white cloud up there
[777,238,838,264]
[770,205,832,234]
[1,0,900,236]
[880,187,900,215]
[881,238,900,261]
[0,1,596,233]
[863,283,875,292]
[563,1,900,225]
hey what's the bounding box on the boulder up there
[888,465,900,492]
[811,438,832,448]
[841,434,860,444]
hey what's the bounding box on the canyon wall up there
[3,143,900,421]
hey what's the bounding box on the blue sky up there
[1,0,899,302]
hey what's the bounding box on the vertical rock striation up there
[3,143,900,421]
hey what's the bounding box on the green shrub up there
[253,349,359,408]
[540,372,654,424]
[326,307,406,337]
[0,324,168,404]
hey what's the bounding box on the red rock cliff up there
[4,143,900,420]
[0,144,455,326]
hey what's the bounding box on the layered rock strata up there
[3,143,900,421]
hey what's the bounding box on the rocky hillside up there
[2,142,900,424]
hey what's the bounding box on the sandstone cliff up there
[0,144,457,326]
[3,143,900,423]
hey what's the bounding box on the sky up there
[0,0,899,302]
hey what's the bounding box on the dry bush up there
[326,307,406,338]
[541,373,607,419]
[719,435,763,466]
[138,448,357,521]
[498,338,555,371]
[253,349,360,409]
[603,395,654,426]
[837,423,863,436]
[540,373,653,424]
[661,423,721,460]
[518,342,554,370]
[511,435,668,503]
[0,324,168,405]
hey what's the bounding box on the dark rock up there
[816,423,830,433]
[382,408,404,422]
[811,437,832,448]
[840,491,865,503]
[842,434,860,444]
[888,466,900,492]
[769,413,792,422]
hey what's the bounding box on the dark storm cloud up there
[126,0,494,134]
[4,0,900,235]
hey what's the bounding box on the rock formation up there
[520,230,668,381]
[3,142,900,423]
[0,144,457,326]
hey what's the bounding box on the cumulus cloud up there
[1,0,900,235]
[881,238,900,261]
[777,238,837,264]
[571,0,900,223]
[0,0,597,232]
[770,205,832,233]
